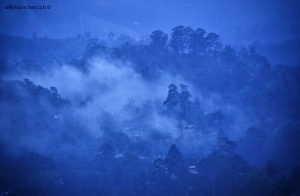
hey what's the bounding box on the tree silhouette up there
[164,84,180,113]
[179,84,192,120]
[169,26,193,55]
[190,28,206,56]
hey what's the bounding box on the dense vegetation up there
[0,26,299,195]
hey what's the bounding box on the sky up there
[0,0,300,44]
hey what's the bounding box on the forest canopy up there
[0,25,299,195]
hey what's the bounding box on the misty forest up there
[1,2,300,195]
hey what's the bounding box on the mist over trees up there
[0,25,300,195]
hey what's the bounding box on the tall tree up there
[190,28,206,56]
[149,30,168,67]
[179,84,192,120]
[150,30,168,49]
[164,84,180,113]
[169,26,193,55]
[205,32,222,55]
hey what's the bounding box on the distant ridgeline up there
[1,25,297,94]
[0,26,270,76]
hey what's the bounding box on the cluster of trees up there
[0,78,70,108]
[92,128,300,195]
[150,26,221,56]
[69,26,275,105]
[164,84,192,120]
[1,130,299,196]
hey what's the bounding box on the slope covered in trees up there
[0,26,299,195]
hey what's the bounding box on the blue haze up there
[0,0,300,195]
